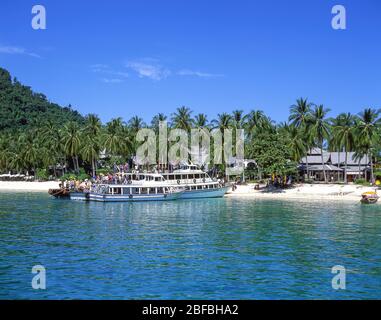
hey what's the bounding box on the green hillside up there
[0,67,84,132]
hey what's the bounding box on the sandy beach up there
[226,183,379,202]
[0,181,60,192]
[0,181,378,203]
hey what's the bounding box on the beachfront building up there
[300,148,370,182]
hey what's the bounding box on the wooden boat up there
[360,191,379,204]
[48,188,70,198]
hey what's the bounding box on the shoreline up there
[0,181,378,203]
[225,183,378,203]
[0,181,60,192]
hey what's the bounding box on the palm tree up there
[151,113,167,132]
[61,121,82,173]
[212,113,233,131]
[171,106,194,131]
[232,110,246,129]
[85,114,102,136]
[244,110,271,139]
[328,115,345,182]
[128,116,146,133]
[353,144,368,181]
[0,134,12,172]
[281,123,306,163]
[211,113,233,168]
[194,113,208,128]
[289,98,313,180]
[289,98,312,128]
[308,105,331,183]
[102,118,125,158]
[332,113,355,183]
[39,120,63,176]
[355,108,381,184]
[82,136,100,177]
[83,114,102,177]
[18,132,39,175]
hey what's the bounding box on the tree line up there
[1,103,380,182]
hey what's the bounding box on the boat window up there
[195,174,200,179]
[150,188,156,194]
[123,188,130,194]
[113,188,121,194]
[197,186,202,190]
[182,175,187,180]
[175,175,181,180]
[133,188,140,194]
[157,187,163,193]
[141,188,148,194]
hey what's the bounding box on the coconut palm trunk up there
[370,152,374,184]
[306,150,309,181]
[91,158,96,178]
[358,159,361,179]
[72,156,77,173]
[76,156,80,174]
[320,145,327,182]
[344,149,348,183]
[338,151,341,182]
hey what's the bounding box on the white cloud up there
[177,69,224,78]
[90,64,128,83]
[93,59,224,82]
[0,45,41,58]
[126,59,170,80]
[102,78,123,84]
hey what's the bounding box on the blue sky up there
[0,0,380,124]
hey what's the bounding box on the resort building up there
[300,148,370,182]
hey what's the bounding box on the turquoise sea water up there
[0,192,380,299]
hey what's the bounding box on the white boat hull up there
[179,187,229,199]
[70,191,182,202]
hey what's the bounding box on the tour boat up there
[160,164,229,199]
[70,183,183,202]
